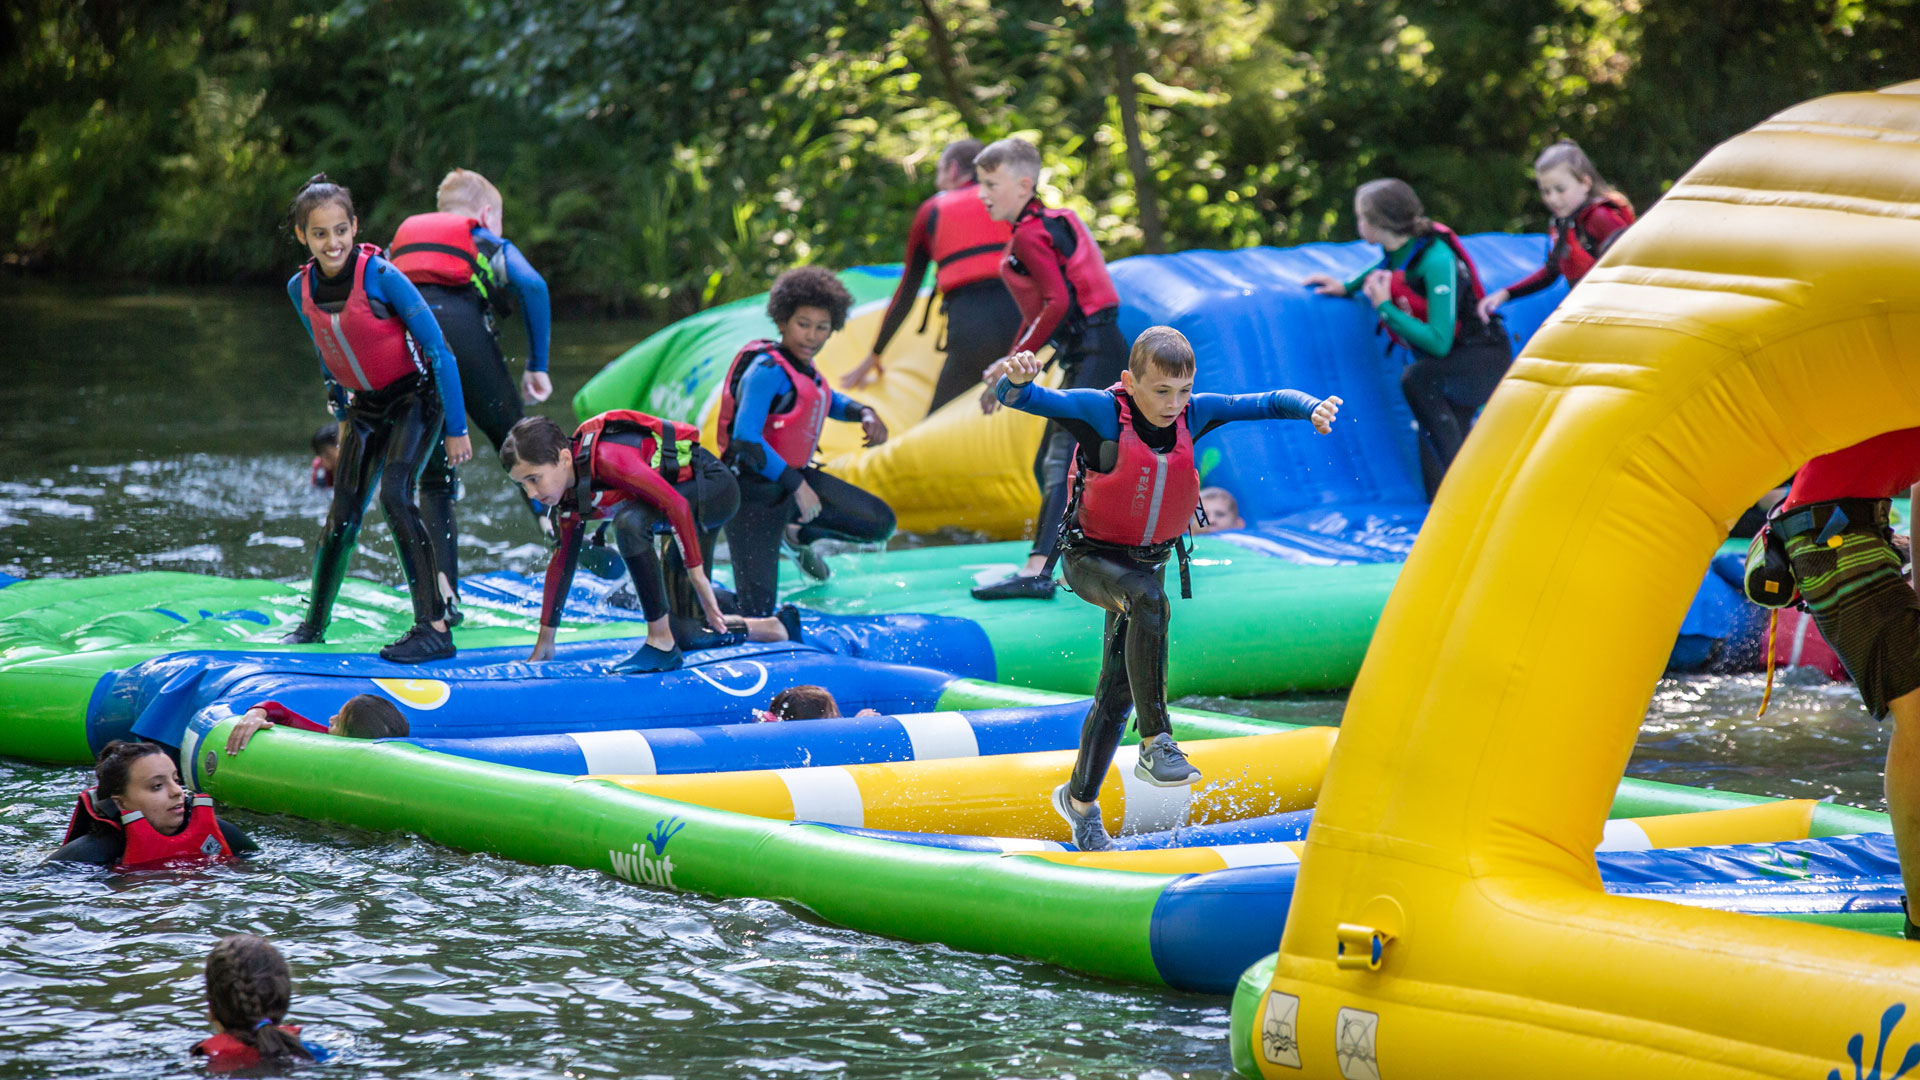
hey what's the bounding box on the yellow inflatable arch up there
[1253,84,1920,1078]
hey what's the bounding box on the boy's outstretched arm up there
[993,350,1118,428]
[1190,390,1340,438]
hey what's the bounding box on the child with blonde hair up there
[388,168,556,614]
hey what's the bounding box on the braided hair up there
[205,935,313,1062]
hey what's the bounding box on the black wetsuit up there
[728,468,896,617]
[610,447,739,644]
[48,821,259,866]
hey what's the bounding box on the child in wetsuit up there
[1477,140,1633,323]
[390,169,557,607]
[48,740,258,867]
[719,268,896,617]
[992,327,1340,851]
[1302,178,1510,500]
[193,935,328,1071]
[503,413,797,673]
[280,174,471,663]
[310,423,339,488]
[971,136,1132,601]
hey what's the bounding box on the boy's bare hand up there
[1310,395,1342,434]
[445,434,473,465]
[1003,351,1043,386]
[859,407,889,447]
[841,353,884,389]
[521,369,553,404]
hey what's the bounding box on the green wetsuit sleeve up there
[1342,266,1372,296]
[1377,240,1458,357]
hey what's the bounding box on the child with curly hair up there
[716,267,896,617]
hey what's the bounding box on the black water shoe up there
[776,604,804,644]
[612,643,683,674]
[280,622,323,645]
[380,624,455,664]
[971,573,1057,601]
[1052,784,1113,852]
[1134,734,1202,787]
[788,539,832,582]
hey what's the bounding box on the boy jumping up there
[992,327,1340,850]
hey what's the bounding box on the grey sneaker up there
[1051,784,1113,852]
[1134,735,1202,787]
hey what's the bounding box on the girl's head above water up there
[205,935,314,1063]
[94,739,184,833]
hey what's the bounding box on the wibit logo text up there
[609,817,686,889]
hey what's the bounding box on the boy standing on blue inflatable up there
[991,327,1340,850]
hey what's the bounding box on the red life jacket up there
[1380,224,1492,352]
[715,341,830,471]
[927,183,1013,294]
[1551,192,1636,284]
[390,212,485,287]
[1073,385,1201,548]
[64,788,233,869]
[566,410,702,521]
[1001,203,1121,338]
[192,1026,307,1072]
[299,244,422,393]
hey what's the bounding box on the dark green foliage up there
[3,0,1915,312]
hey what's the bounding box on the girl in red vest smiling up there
[991,328,1339,851]
[719,268,895,620]
[280,175,470,663]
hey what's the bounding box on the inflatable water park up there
[9,83,1920,1078]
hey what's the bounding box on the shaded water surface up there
[0,285,1893,1077]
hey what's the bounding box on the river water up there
[0,283,1893,1078]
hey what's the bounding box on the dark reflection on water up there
[0,284,1893,1078]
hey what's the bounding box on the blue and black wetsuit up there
[287,248,465,636]
[725,352,895,617]
[996,377,1321,804]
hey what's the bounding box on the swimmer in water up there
[49,740,258,868]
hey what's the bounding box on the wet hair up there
[205,935,313,1063]
[336,694,408,739]
[311,424,339,455]
[1128,326,1196,380]
[1534,139,1617,200]
[288,173,355,234]
[767,685,841,721]
[437,168,503,216]
[93,740,170,804]
[1354,178,1432,238]
[939,139,986,178]
[767,267,853,331]
[974,137,1042,181]
[499,415,570,471]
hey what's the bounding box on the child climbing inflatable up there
[1477,139,1635,321]
[990,327,1338,850]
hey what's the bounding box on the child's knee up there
[1129,577,1170,627]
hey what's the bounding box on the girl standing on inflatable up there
[719,268,895,618]
[49,741,258,868]
[280,175,472,663]
[1477,140,1635,321]
[1304,179,1512,499]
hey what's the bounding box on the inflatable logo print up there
[689,660,769,698]
[372,678,451,710]
[1831,1004,1920,1080]
[610,818,685,890]
[646,817,686,857]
